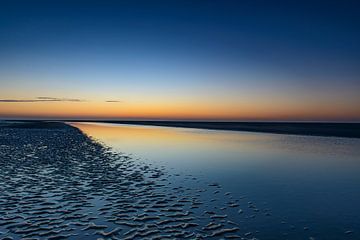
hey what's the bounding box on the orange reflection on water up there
[71,122,270,150]
[72,122,273,162]
[70,122,360,173]
[70,122,282,169]
[71,122,360,165]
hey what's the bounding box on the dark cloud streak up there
[0,97,85,103]
[38,97,84,102]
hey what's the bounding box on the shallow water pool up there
[72,122,360,240]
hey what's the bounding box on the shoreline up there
[7,120,359,138]
[81,121,360,138]
[0,121,253,239]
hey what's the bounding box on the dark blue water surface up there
[73,122,360,240]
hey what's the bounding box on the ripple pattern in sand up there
[0,124,261,239]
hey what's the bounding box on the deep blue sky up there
[0,0,359,120]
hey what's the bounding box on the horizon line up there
[1,118,360,124]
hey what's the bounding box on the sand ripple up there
[0,123,259,239]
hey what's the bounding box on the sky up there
[0,0,359,121]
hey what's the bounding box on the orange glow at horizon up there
[1,99,359,121]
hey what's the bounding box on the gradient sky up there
[1,0,359,121]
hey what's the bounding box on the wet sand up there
[0,122,259,239]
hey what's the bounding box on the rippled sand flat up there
[0,122,259,240]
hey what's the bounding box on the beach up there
[2,1,360,239]
[0,122,254,239]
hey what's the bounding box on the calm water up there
[73,122,360,239]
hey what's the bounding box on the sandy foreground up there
[0,122,255,240]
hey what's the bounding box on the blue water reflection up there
[73,122,360,239]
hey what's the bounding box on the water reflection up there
[72,122,360,171]
[72,122,360,239]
